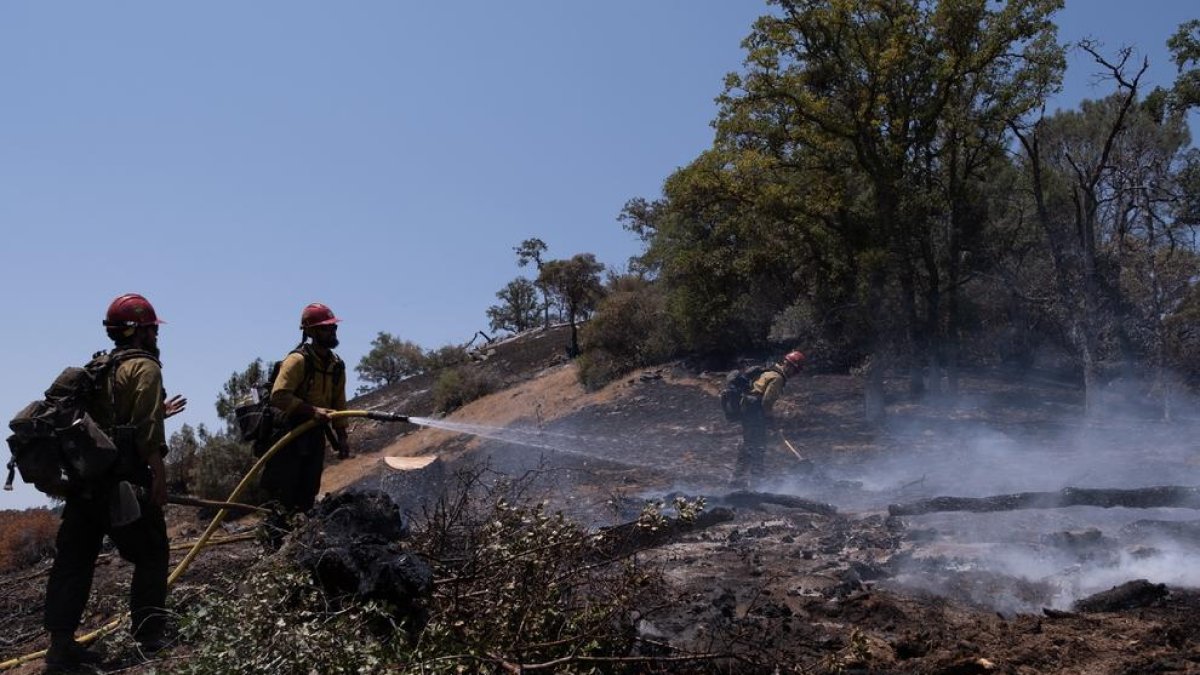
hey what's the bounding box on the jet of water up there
[407,416,673,471]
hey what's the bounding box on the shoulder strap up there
[289,344,344,398]
[291,345,317,398]
[105,348,162,369]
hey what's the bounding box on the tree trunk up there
[864,352,886,424]
[945,143,963,396]
[903,267,925,399]
[566,309,580,358]
[863,260,888,424]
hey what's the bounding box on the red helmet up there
[300,302,341,329]
[103,293,164,328]
[783,350,806,368]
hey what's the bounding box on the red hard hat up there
[103,293,164,328]
[300,302,341,329]
[784,350,806,368]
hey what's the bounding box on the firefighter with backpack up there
[38,294,181,671]
[730,350,806,485]
[258,302,350,533]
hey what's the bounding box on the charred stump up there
[287,490,433,631]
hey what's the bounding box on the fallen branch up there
[722,490,837,516]
[491,648,735,672]
[589,507,735,560]
[888,486,1200,517]
[1119,519,1200,545]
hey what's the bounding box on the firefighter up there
[43,294,175,671]
[259,302,350,524]
[733,350,806,484]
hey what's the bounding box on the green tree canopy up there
[355,332,427,390]
[515,237,553,328]
[487,277,541,334]
[538,253,605,356]
[215,359,267,435]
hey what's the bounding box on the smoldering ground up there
[791,372,1200,613]
[361,368,1200,615]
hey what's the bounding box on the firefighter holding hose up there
[259,303,351,529]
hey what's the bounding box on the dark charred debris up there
[7,327,1200,672]
[281,490,434,633]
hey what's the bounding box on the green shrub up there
[0,508,58,573]
[186,430,267,504]
[578,277,677,389]
[175,466,686,673]
[432,366,497,413]
[424,343,469,370]
[177,561,399,674]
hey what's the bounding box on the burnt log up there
[1072,579,1168,613]
[888,486,1200,517]
[589,507,735,560]
[722,490,838,516]
[1117,519,1200,552]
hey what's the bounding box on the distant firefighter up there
[731,350,806,484]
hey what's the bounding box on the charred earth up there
[4,326,1200,673]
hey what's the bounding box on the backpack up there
[234,345,345,456]
[719,365,768,422]
[4,350,153,495]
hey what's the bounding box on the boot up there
[132,616,168,657]
[135,634,170,657]
[44,633,103,672]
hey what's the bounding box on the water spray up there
[404,416,676,471]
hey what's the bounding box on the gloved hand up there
[296,404,334,423]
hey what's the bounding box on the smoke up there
[400,372,1200,614]
[803,374,1200,613]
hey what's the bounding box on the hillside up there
[4,326,1200,672]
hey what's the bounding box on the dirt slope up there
[324,330,1200,672]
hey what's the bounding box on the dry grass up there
[322,363,634,493]
[0,507,58,574]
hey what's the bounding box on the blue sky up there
[1,1,1196,509]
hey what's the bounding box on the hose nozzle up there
[365,411,410,423]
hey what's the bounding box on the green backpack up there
[719,365,767,422]
[234,345,344,456]
[5,350,155,495]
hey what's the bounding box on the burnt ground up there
[4,326,1200,673]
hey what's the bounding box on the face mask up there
[137,326,161,357]
[313,331,339,350]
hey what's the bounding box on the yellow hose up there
[0,410,394,670]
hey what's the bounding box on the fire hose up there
[0,409,410,671]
